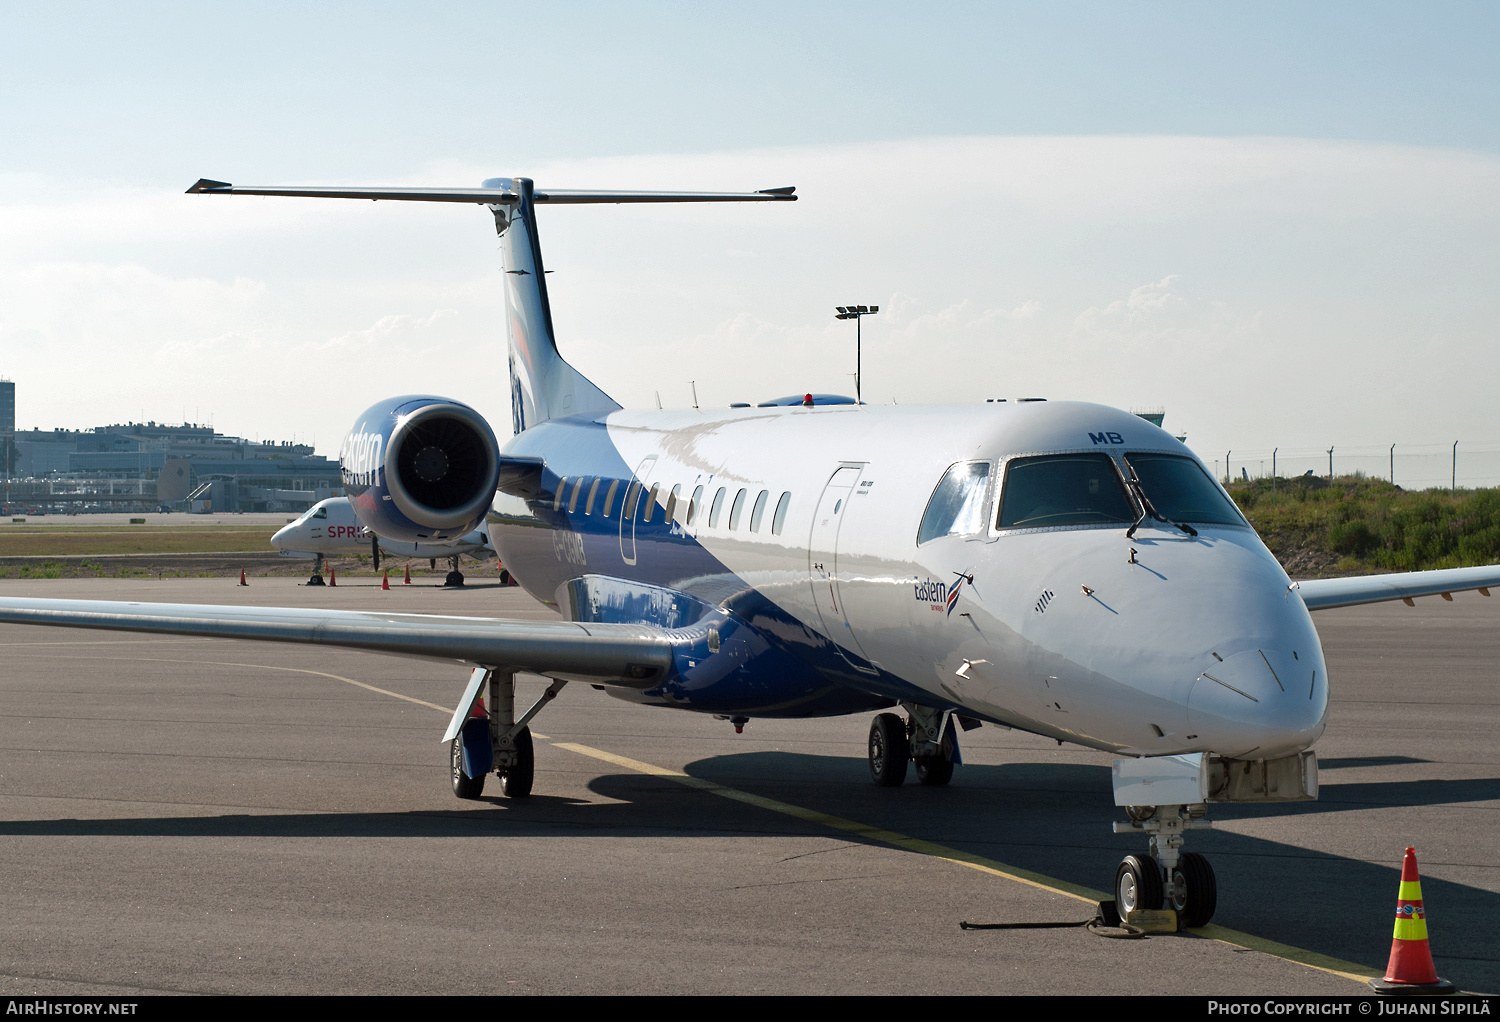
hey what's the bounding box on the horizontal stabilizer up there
[1296,564,1500,611]
[0,598,672,685]
[187,180,796,205]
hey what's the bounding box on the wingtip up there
[186,178,231,194]
[757,186,797,199]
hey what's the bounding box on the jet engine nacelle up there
[340,395,500,543]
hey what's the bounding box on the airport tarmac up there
[0,576,1495,995]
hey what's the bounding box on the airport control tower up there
[0,378,13,436]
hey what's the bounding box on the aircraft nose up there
[270,524,296,550]
[1188,645,1327,758]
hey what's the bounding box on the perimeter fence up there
[1209,442,1500,491]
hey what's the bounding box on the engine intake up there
[341,396,501,542]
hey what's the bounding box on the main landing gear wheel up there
[498,725,534,799]
[868,713,909,786]
[914,754,954,787]
[1115,854,1163,916]
[450,735,485,799]
[1167,851,1217,928]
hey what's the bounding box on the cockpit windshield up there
[997,454,1134,529]
[1124,453,1245,526]
[300,505,328,522]
[918,462,991,544]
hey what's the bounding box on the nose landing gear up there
[1112,804,1218,927]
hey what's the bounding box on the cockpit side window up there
[307,506,327,520]
[1125,453,1246,526]
[917,462,992,545]
[997,454,1133,529]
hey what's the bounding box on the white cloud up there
[3,135,1499,461]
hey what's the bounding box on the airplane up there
[1,174,1498,930]
[271,496,500,586]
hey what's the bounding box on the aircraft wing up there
[1296,565,1500,611]
[0,598,672,686]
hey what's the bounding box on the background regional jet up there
[1,175,1497,929]
[272,496,498,586]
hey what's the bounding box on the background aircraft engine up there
[340,395,500,543]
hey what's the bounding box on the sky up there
[3,2,1499,484]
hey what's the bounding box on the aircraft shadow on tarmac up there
[3,752,1495,991]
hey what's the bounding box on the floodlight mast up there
[833,305,878,404]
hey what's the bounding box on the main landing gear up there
[449,669,567,800]
[1112,804,1218,927]
[867,703,968,787]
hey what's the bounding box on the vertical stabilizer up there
[486,177,620,434]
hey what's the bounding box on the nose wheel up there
[1112,805,1218,927]
[1115,854,1163,916]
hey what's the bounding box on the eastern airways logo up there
[340,429,384,492]
[915,570,974,616]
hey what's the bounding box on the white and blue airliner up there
[2,175,1497,928]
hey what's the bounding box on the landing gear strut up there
[307,553,325,586]
[866,703,964,787]
[448,669,567,800]
[1112,804,1218,927]
[443,554,465,588]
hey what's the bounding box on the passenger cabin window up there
[1125,453,1246,526]
[750,490,769,532]
[553,477,568,511]
[666,483,682,523]
[728,488,748,530]
[585,478,600,515]
[644,483,660,523]
[917,462,991,544]
[709,487,726,527]
[687,485,704,526]
[772,492,791,535]
[997,454,1133,529]
[568,477,586,514]
[603,480,619,518]
[623,481,641,521]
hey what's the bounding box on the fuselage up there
[489,399,1328,760]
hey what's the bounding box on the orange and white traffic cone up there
[238,568,248,586]
[1369,847,1456,995]
[403,563,411,585]
[381,572,390,590]
[469,697,487,718]
[328,565,337,587]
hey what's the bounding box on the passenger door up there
[619,455,656,566]
[808,464,877,673]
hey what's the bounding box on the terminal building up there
[4,406,341,514]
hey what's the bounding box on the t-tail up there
[187,175,797,433]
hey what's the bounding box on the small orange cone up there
[328,565,337,587]
[468,697,487,718]
[403,563,412,585]
[381,572,390,590]
[1370,847,1456,995]
[238,568,248,586]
